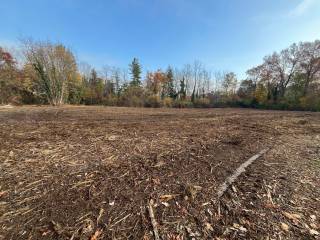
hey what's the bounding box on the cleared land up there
[0,106,319,239]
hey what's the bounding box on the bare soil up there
[0,106,319,239]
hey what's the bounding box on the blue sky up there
[1,0,320,78]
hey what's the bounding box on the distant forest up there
[1,39,319,110]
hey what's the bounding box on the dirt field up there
[0,106,319,240]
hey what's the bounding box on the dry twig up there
[147,199,160,240]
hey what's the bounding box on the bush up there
[126,95,144,107]
[193,98,211,108]
[173,99,193,108]
[119,86,144,107]
[144,95,162,108]
[299,95,320,111]
[162,97,173,107]
[8,95,23,106]
[103,96,118,106]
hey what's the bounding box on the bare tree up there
[79,61,92,79]
[182,64,192,95]
[202,69,211,97]
[110,66,122,97]
[191,60,202,102]
[213,71,227,93]
[23,39,77,105]
[121,68,129,84]
[298,40,320,96]
[222,72,237,95]
[262,44,300,99]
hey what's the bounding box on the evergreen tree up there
[129,58,142,87]
[166,66,177,99]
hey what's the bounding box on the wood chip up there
[281,223,290,232]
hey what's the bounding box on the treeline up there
[0,39,319,110]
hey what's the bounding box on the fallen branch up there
[216,148,269,198]
[147,199,160,240]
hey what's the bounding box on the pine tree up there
[166,67,177,99]
[129,58,142,87]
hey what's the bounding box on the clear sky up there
[1,0,320,78]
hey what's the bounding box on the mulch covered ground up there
[0,106,319,239]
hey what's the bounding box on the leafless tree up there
[202,69,211,97]
[213,71,227,92]
[298,40,320,96]
[23,39,77,105]
[181,64,192,95]
[261,44,300,99]
[191,60,202,101]
[111,66,122,96]
[222,72,237,95]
